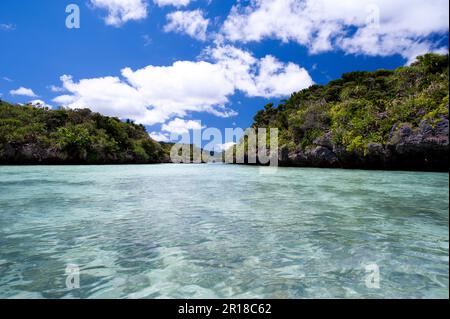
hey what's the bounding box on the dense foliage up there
[250,53,449,156]
[0,103,168,164]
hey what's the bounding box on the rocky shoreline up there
[277,117,449,171]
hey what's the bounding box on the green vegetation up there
[1,53,447,169]
[248,53,449,157]
[0,102,169,164]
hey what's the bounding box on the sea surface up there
[0,164,448,298]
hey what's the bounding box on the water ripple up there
[0,164,448,298]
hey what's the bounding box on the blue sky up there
[0,0,448,149]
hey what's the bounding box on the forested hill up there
[0,102,170,164]
[248,53,449,171]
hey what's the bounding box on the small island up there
[232,53,449,171]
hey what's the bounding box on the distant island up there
[1,53,448,171]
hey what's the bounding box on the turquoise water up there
[0,164,448,299]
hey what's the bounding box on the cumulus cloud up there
[52,63,235,125]
[161,118,203,134]
[48,85,65,93]
[52,45,313,125]
[52,94,76,106]
[207,45,314,98]
[10,87,38,97]
[154,0,192,7]
[90,0,148,27]
[222,0,449,62]
[164,10,209,41]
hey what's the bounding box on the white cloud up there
[53,94,76,106]
[2,77,13,82]
[161,118,203,134]
[215,142,236,152]
[90,0,148,27]
[164,10,209,41]
[154,0,192,7]
[52,45,313,125]
[222,0,449,62]
[48,85,65,93]
[10,87,38,97]
[28,99,53,108]
[52,62,236,125]
[207,44,314,98]
[150,131,170,142]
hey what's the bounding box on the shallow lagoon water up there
[0,164,448,298]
